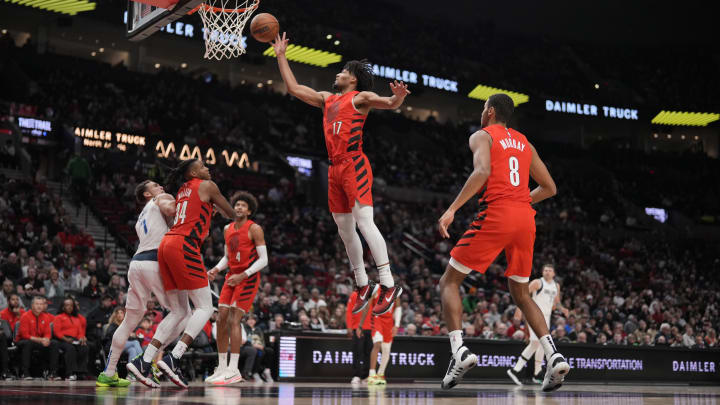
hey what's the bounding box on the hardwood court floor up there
[0,381,718,405]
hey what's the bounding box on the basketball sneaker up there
[532,371,543,384]
[205,366,227,384]
[506,368,523,386]
[541,353,570,392]
[157,354,189,388]
[350,376,361,384]
[441,346,478,390]
[213,369,243,385]
[373,285,403,316]
[127,354,159,388]
[368,374,386,385]
[351,282,377,314]
[96,372,131,388]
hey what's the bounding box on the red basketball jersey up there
[323,91,367,160]
[224,219,258,276]
[167,178,213,241]
[481,124,532,205]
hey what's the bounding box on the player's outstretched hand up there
[438,209,454,239]
[389,80,411,98]
[271,32,289,57]
[207,267,219,282]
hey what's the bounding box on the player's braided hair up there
[165,158,198,195]
[487,93,515,123]
[134,180,152,204]
[231,191,258,217]
[344,59,374,92]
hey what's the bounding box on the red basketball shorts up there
[372,315,394,344]
[328,153,373,213]
[158,234,208,291]
[218,272,260,312]
[450,202,536,283]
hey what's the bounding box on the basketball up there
[250,13,279,43]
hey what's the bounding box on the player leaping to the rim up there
[272,32,409,316]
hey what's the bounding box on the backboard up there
[126,0,203,41]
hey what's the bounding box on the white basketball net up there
[197,0,259,60]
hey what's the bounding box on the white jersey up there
[532,278,557,315]
[134,198,170,255]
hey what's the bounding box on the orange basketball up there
[249,13,279,43]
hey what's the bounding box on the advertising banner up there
[275,332,720,383]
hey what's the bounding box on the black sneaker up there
[157,353,188,388]
[506,368,523,385]
[127,354,160,388]
[440,346,478,390]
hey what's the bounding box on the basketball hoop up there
[191,0,259,60]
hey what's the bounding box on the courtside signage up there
[276,333,720,382]
[371,65,458,93]
[545,99,638,120]
[17,117,52,137]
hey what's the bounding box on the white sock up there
[230,353,240,372]
[218,352,228,371]
[353,266,369,288]
[449,330,463,355]
[171,341,188,359]
[513,341,537,372]
[143,344,158,363]
[369,369,376,377]
[539,335,558,361]
[534,345,545,375]
[377,263,394,287]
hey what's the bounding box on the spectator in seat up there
[17,296,59,380]
[82,275,102,299]
[270,294,292,322]
[0,280,22,310]
[86,295,114,342]
[0,253,21,282]
[58,266,74,293]
[53,298,88,380]
[43,268,65,299]
[245,315,274,382]
[238,324,257,380]
[134,317,155,348]
[0,316,10,379]
[103,308,142,363]
[0,293,25,333]
[71,265,91,292]
[268,314,284,332]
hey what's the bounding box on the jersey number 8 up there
[509,156,520,187]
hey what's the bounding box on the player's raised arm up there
[355,80,411,110]
[272,32,331,108]
[155,193,177,218]
[528,143,557,205]
[438,130,492,238]
[199,180,237,221]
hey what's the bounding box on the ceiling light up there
[651,111,720,127]
[326,34,332,40]
[263,44,342,68]
[154,63,160,69]
[180,62,187,68]
[468,84,529,106]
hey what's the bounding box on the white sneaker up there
[263,368,274,383]
[252,372,263,382]
[542,353,570,392]
[212,369,244,385]
[350,376,361,384]
[441,346,478,390]
[205,367,227,384]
